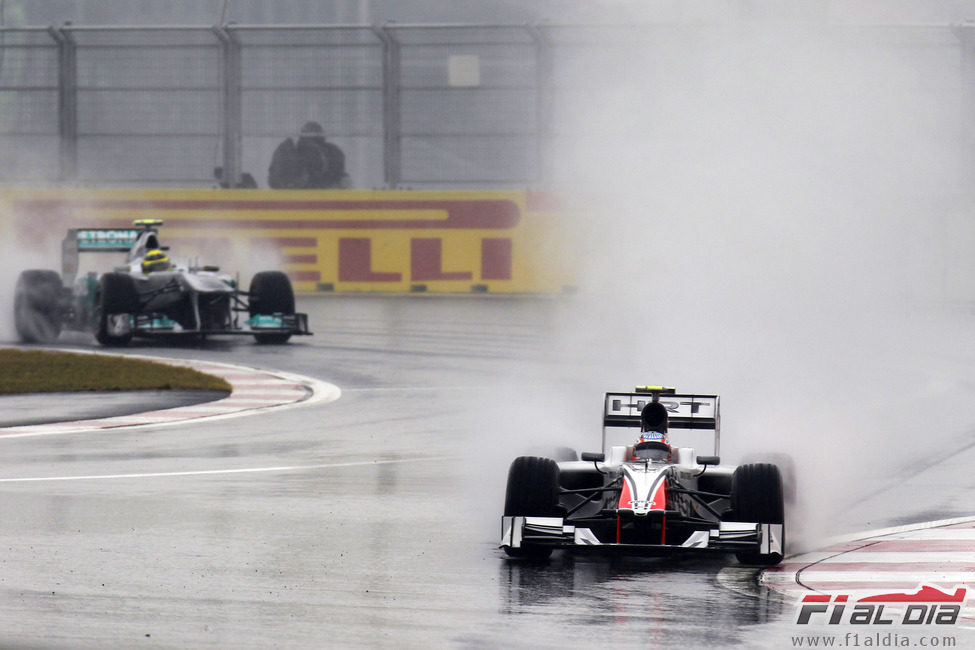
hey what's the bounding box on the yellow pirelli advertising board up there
[0,188,571,294]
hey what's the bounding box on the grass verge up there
[0,349,232,394]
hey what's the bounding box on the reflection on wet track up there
[0,296,970,649]
[498,555,784,647]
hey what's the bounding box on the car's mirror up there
[697,455,720,466]
[581,452,605,462]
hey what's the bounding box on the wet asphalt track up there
[0,295,971,649]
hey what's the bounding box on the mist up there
[540,17,975,543]
[3,5,974,549]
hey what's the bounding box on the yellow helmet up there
[142,249,171,273]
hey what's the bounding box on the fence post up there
[213,25,242,188]
[49,26,77,183]
[528,24,552,187]
[374,25,401,189]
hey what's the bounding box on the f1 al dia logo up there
[796,585,968,625]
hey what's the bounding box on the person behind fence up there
[268,121,350,189]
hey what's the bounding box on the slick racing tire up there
[94,273,139,346]
[248,271,295,344]
[14,270,64,343]
[730,462,785,566]
[502,456,560,560]
[740,452,797,504]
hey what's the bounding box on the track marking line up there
[0,456,453,482]
[759,515,975,601]
[0,347,341,437]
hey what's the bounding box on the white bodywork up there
[500,388,786,561]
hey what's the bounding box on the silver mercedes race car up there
[500,386,786,564]
[14,219,310,346]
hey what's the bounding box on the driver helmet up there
[141,249,171,273]
[632,431,672,462]
[632,400,672,461]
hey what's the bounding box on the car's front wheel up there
[94,273,139,346]
[730,462,785,565]
[502,456,560,560]
[248,271,295,344]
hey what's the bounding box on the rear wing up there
[602,389,721,455]
[71,228,142,251]
[61,221,164,282]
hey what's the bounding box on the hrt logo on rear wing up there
[602,389,721,456]
[603,392,719,431]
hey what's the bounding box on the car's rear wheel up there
[94,273,139,346]
[248,271,295,344]
[503,456,560,560]
[730,462,785,565]
[14,270,64,343]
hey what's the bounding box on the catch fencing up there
[0,22,972,190]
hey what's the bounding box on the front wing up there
[128,312,311,337]
[500,515,783,557]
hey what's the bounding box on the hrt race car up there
[501,387,786,564]
[14,219,310,346]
